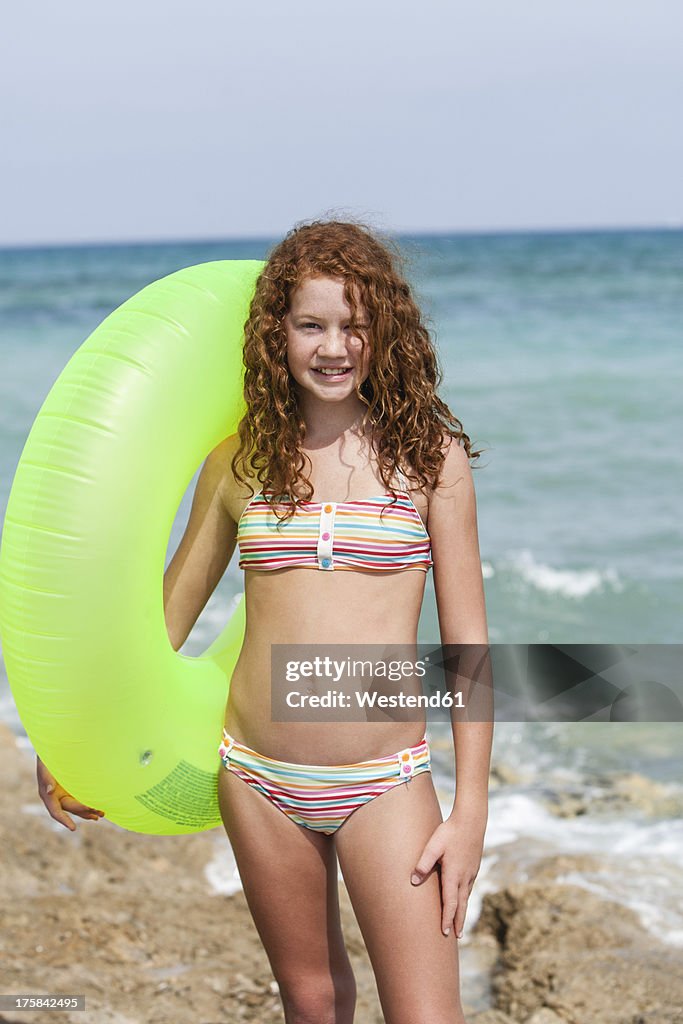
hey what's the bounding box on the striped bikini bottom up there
[218,729,432,835]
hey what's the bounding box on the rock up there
[490,762,529,786]
[542,772,683,819]
[541,791,590,817]
[526,1010,566,1024]
[475,882,644,967]
[469,1011,518,1024]
[473,881,683,1024]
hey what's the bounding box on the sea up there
[1,230,682,988]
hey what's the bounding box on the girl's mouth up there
[311,367,353,380]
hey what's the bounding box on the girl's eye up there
[300,322,366,331]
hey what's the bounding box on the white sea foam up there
[204,833,243,896]
[483,787,683,946]
[507,548,623,598]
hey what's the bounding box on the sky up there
[1,0,681,246]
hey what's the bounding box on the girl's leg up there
[217,766,356,1024]
[334,772,466,1024]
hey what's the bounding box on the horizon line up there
[1,221,681,254]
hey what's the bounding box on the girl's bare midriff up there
[224,567,430,764]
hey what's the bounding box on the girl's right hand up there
[36,756,106,831]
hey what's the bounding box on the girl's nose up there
[317,329,348,356]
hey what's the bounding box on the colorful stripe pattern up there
[218,729,432,834]
[237,467,433,573]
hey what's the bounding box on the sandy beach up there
[0,722,386,1023]
[2,721,682,1024]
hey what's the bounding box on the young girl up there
[37,219,493,1024]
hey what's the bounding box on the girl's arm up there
[410,435,492,938]
[428,435,493,822]
[163,437,239,651]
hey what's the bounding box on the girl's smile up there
[311,365,354,381]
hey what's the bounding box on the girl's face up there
[284,275,370,402]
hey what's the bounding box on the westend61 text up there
[285,690,465,709]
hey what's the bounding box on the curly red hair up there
[231,216,482,522]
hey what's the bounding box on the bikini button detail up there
[317,501,336,569]
[398,747,415,779]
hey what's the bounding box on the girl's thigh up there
[217,766,352,993]
[334,772,465,1024]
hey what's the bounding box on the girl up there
[37,218,493,1024]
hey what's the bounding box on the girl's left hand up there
[410,807,487,938]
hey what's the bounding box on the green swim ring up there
[0,260,265,835]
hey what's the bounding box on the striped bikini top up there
[237,466,433,573]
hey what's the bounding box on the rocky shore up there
[472,873,683,1024]
[1,722,681,1024]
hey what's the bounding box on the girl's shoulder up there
[426,433,471,503]
[207,434,261,512]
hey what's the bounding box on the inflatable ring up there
[0,259,265,835]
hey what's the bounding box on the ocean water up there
[1,230,682,952]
